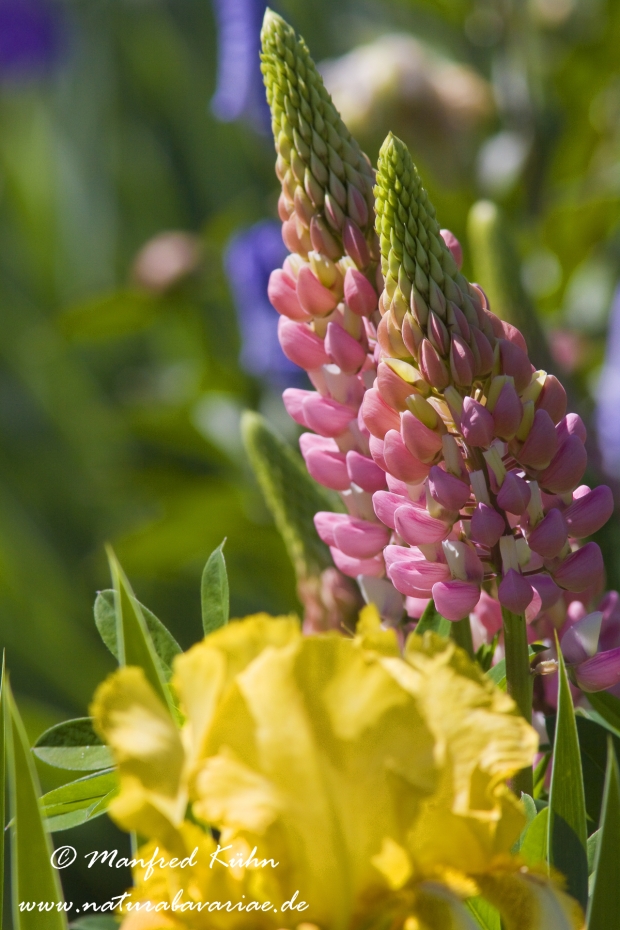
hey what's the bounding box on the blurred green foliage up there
[0,0,619,734]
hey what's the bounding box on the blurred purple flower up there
[0,0,65,81]
[224,219,303,386]
[596,283,620,478]
[210,0,271,133]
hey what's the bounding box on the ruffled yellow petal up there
[91,667,186,845]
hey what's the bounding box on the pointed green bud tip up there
[374,131,495,363]
[260,9,376,250]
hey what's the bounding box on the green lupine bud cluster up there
[374,133,498,390]
[260,10,376,266]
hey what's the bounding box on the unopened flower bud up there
[470,502,505,547]
[330,547,385,578]
[498,569,534,613]
[450,334,475,387]
[278,317,330,369]
[527,508,568,559]
[556,412,587,445]
[460,396,494,447]
[420,339,450,390]
[361,388,401,439]
[491,381,522,440]
[516,409,558,469]
[343,219,370,269]
[383,430,430,483]
[296,264,339,316]
[302,393,356,437]
[343,267,377,316]
[387,555,451,597]
[496,472,531,515]
[432,580,481,622]
[529,573,562,610]
[331,515,391,560]
[372,489,407,529]
[440,229,463,269]
[401,410,443,464]
[429,465,470,511]
[536,373,567,424]
[268,268,312,321]
[325,322,367,374]
[309,215,341,261]
[564,485,614,538]
[346,450,386,493]
[553,542,604,592]
[495,338,532,393]
[538,434,587,494]
[394,502,452,546]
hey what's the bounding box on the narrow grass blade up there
[587,741,620,930]
[548,642,588,910]
[201,540,229,635]
[5,675,68,929]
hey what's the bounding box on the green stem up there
[501,606,533,797]
[451,616,474,659]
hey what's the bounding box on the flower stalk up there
[502,605,534,796]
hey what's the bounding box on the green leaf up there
[201,540,229,635]
[106,547,173,714]
[0,656,6,922]
[512,792,538,855]
[587,742,620,930]
[94,589,181,681]
[33,718,113,771]
[40,769,117,816]
[587,690,620,735]
[520,806,549,867]
[5,675,68,929]
[465,896,501,929]
[416,599,451,637]
[533,752,550,799]
[548,645,588,909]
[241,411,338,580]
[587,828,600,873]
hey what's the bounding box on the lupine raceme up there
[261,11,617,751]
[261,10,404,621]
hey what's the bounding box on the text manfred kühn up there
[69,844,310,916]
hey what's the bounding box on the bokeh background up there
[1,0,620,916]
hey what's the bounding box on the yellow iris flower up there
[91,609,583,930]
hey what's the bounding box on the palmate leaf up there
[33,717,112,771]
[548,645,588,910]
[587,742,620,929]
[201,540,229,635]
[94,588,181,681]
[241,411,338,580]
[5,674,68,929]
